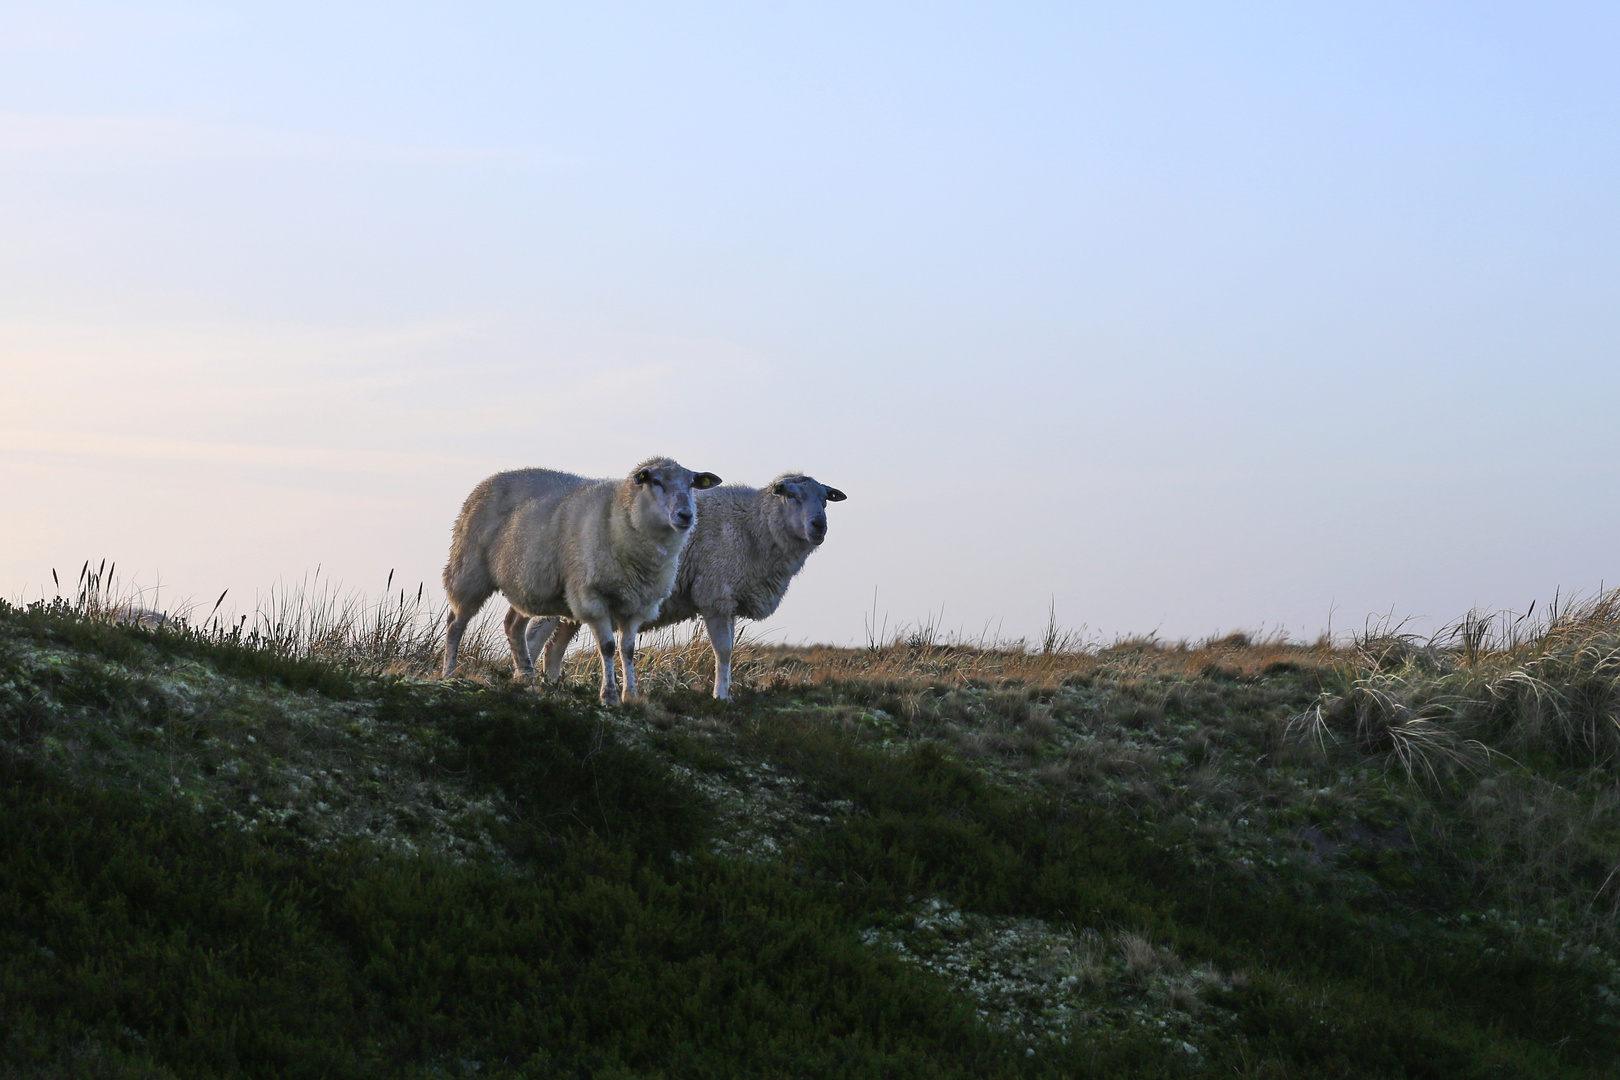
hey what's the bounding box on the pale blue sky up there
[3,3,1617,643]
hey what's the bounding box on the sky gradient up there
[3,3,1617,645]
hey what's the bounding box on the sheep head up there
[629,458,722,534]
[769,474,847,546]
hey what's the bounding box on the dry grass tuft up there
[1069,934,1112,990]
[39,561,516,680]
[1115,931,1181,985]
[1293,589,1620,775]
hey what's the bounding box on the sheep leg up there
[443,591,489,678]
[522,616,559,680]
[542,619,581,683]
[442,553,495,678]
[584,617,620,705]
[619,621,642,700]
[704,613,736,700]
[504,606,538,677]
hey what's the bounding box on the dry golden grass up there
[399,612,1340,699]
[49,557,1351,695]
[643,628,1337,699]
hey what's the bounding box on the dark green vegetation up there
[3,598,1618,1078]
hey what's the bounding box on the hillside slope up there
[3,600,1618,1078]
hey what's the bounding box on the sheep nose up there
[675,508,694,528]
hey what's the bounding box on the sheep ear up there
[635,469,652,485]
[772,482,789,496]
[823,486,847,502]
[693,472,722,490]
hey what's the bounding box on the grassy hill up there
[3,589,1619,1078]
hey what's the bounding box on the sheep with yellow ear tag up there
[442,456,721,704]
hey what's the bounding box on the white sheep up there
[513,473,846,700]
[441,457,721,703]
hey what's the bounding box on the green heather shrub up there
[1,764,1032,1079]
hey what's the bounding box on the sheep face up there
[771,475,847,546]
[631,459,722,535]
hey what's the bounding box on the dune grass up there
[1279,593,1620,939]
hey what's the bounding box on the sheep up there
[441,457,721,703]
[512,473,846,700]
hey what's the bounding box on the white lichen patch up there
[861,898,1244,1054]
[676,757,850,861]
